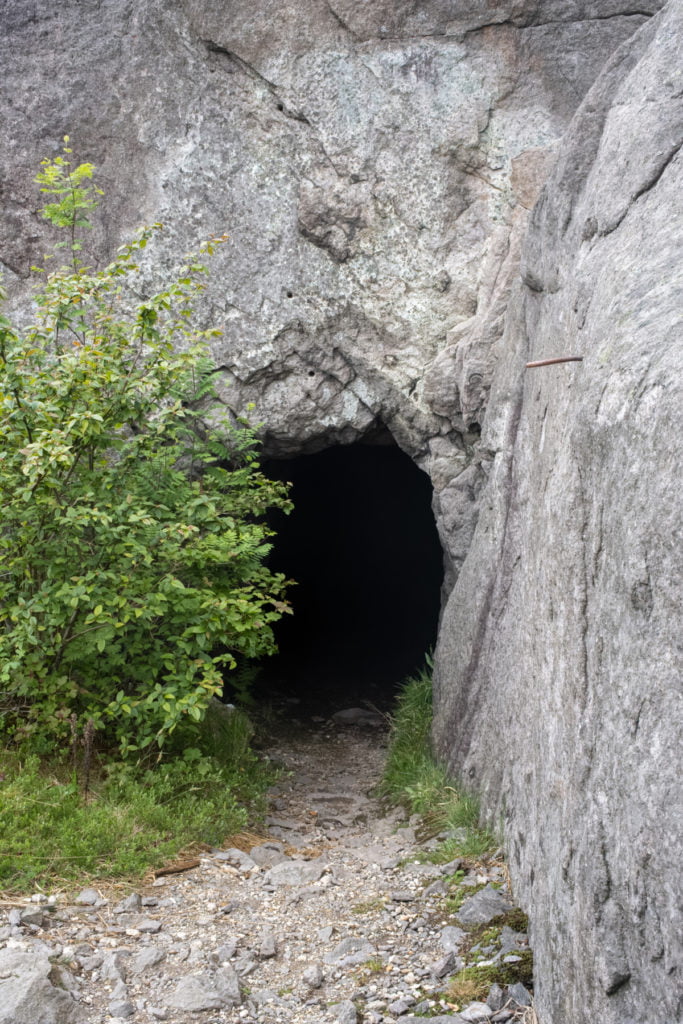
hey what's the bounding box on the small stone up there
[249,844,288,868]
[101,952,127,982]
[75,888,100,906]
[317,926,334,941]
[440,925,466,952]
[148,1009,168,1021]
[302,963,324,989]
[108,1000,136,1018]
[506,982,532,1008]
[460,1002,493,1022]
[131,946,165,974]
[264,860,326,887]
[133,917,161,933]
[324,936,375,967]
[391,891,414,902]
[487,984,506,1011]
[334,999,359,1024]
[258,931,278,959]
[114,894,142,914]
[455,886,513,926]
[431,952,461,978]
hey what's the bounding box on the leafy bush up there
[0,140,292,756]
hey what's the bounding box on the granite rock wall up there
[433,4,683,1021]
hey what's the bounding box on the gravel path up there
[0,713,534,1024]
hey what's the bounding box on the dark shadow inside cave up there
[248,438,443,713]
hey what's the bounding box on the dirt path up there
[0,714,533,1024]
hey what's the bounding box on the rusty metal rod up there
[525,356,584,368]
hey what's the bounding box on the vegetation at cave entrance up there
[380,661,495,859]
[0,141,290,890]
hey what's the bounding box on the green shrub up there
[0,140,292,756]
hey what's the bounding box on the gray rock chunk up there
[334,999,359,1024]
[324,936,375,967]
[486,984,506,1012]
[0,948,85,1024]
[114,894,142,914]
[331,707,384,727]
[455,886,513,926]
[108,999,135,1018]
[101,953,127,983]
[460,1003,493,1022]
[431,952,462,978]
[167,965,242,1011]
[302,963,324,989]
[213,848,258,871]
[130,946,165,975]
[440,925,466,952]
[258,930,278,959]
[506,982,532,1008]
[74,888,100,906]
[264,860,326,887]
[249,843,288,868]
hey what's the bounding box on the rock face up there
[433,4,683,1023]
[0,0,658,589]
[1,2,681,1023]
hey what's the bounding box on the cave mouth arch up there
[252,436,444,713]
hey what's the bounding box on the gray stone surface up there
[455,885,513,926]
[0,0,654,593]
[0,3,679,1023]
[324,936,375,967]
[0,948,85,1024]
[264,859,327,887]
[433,4,683,1023]
[167,965,242,1011]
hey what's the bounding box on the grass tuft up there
[380,664,495,858]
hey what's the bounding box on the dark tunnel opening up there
[250,439,444,713]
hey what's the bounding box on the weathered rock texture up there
[1,2,681,1022]
[0,0,659,590]
[433,4,683,1022]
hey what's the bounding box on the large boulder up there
[433,4,683,1022]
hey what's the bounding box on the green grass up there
[380,665,495,858]
[0,707,272,893]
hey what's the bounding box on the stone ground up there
[0,711,535,1024]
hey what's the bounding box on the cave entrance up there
[255,437,443,713]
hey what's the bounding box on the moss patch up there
[447,949,534,1002]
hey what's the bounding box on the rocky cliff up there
[433,4,683,1022]
[1,2,680,1022]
